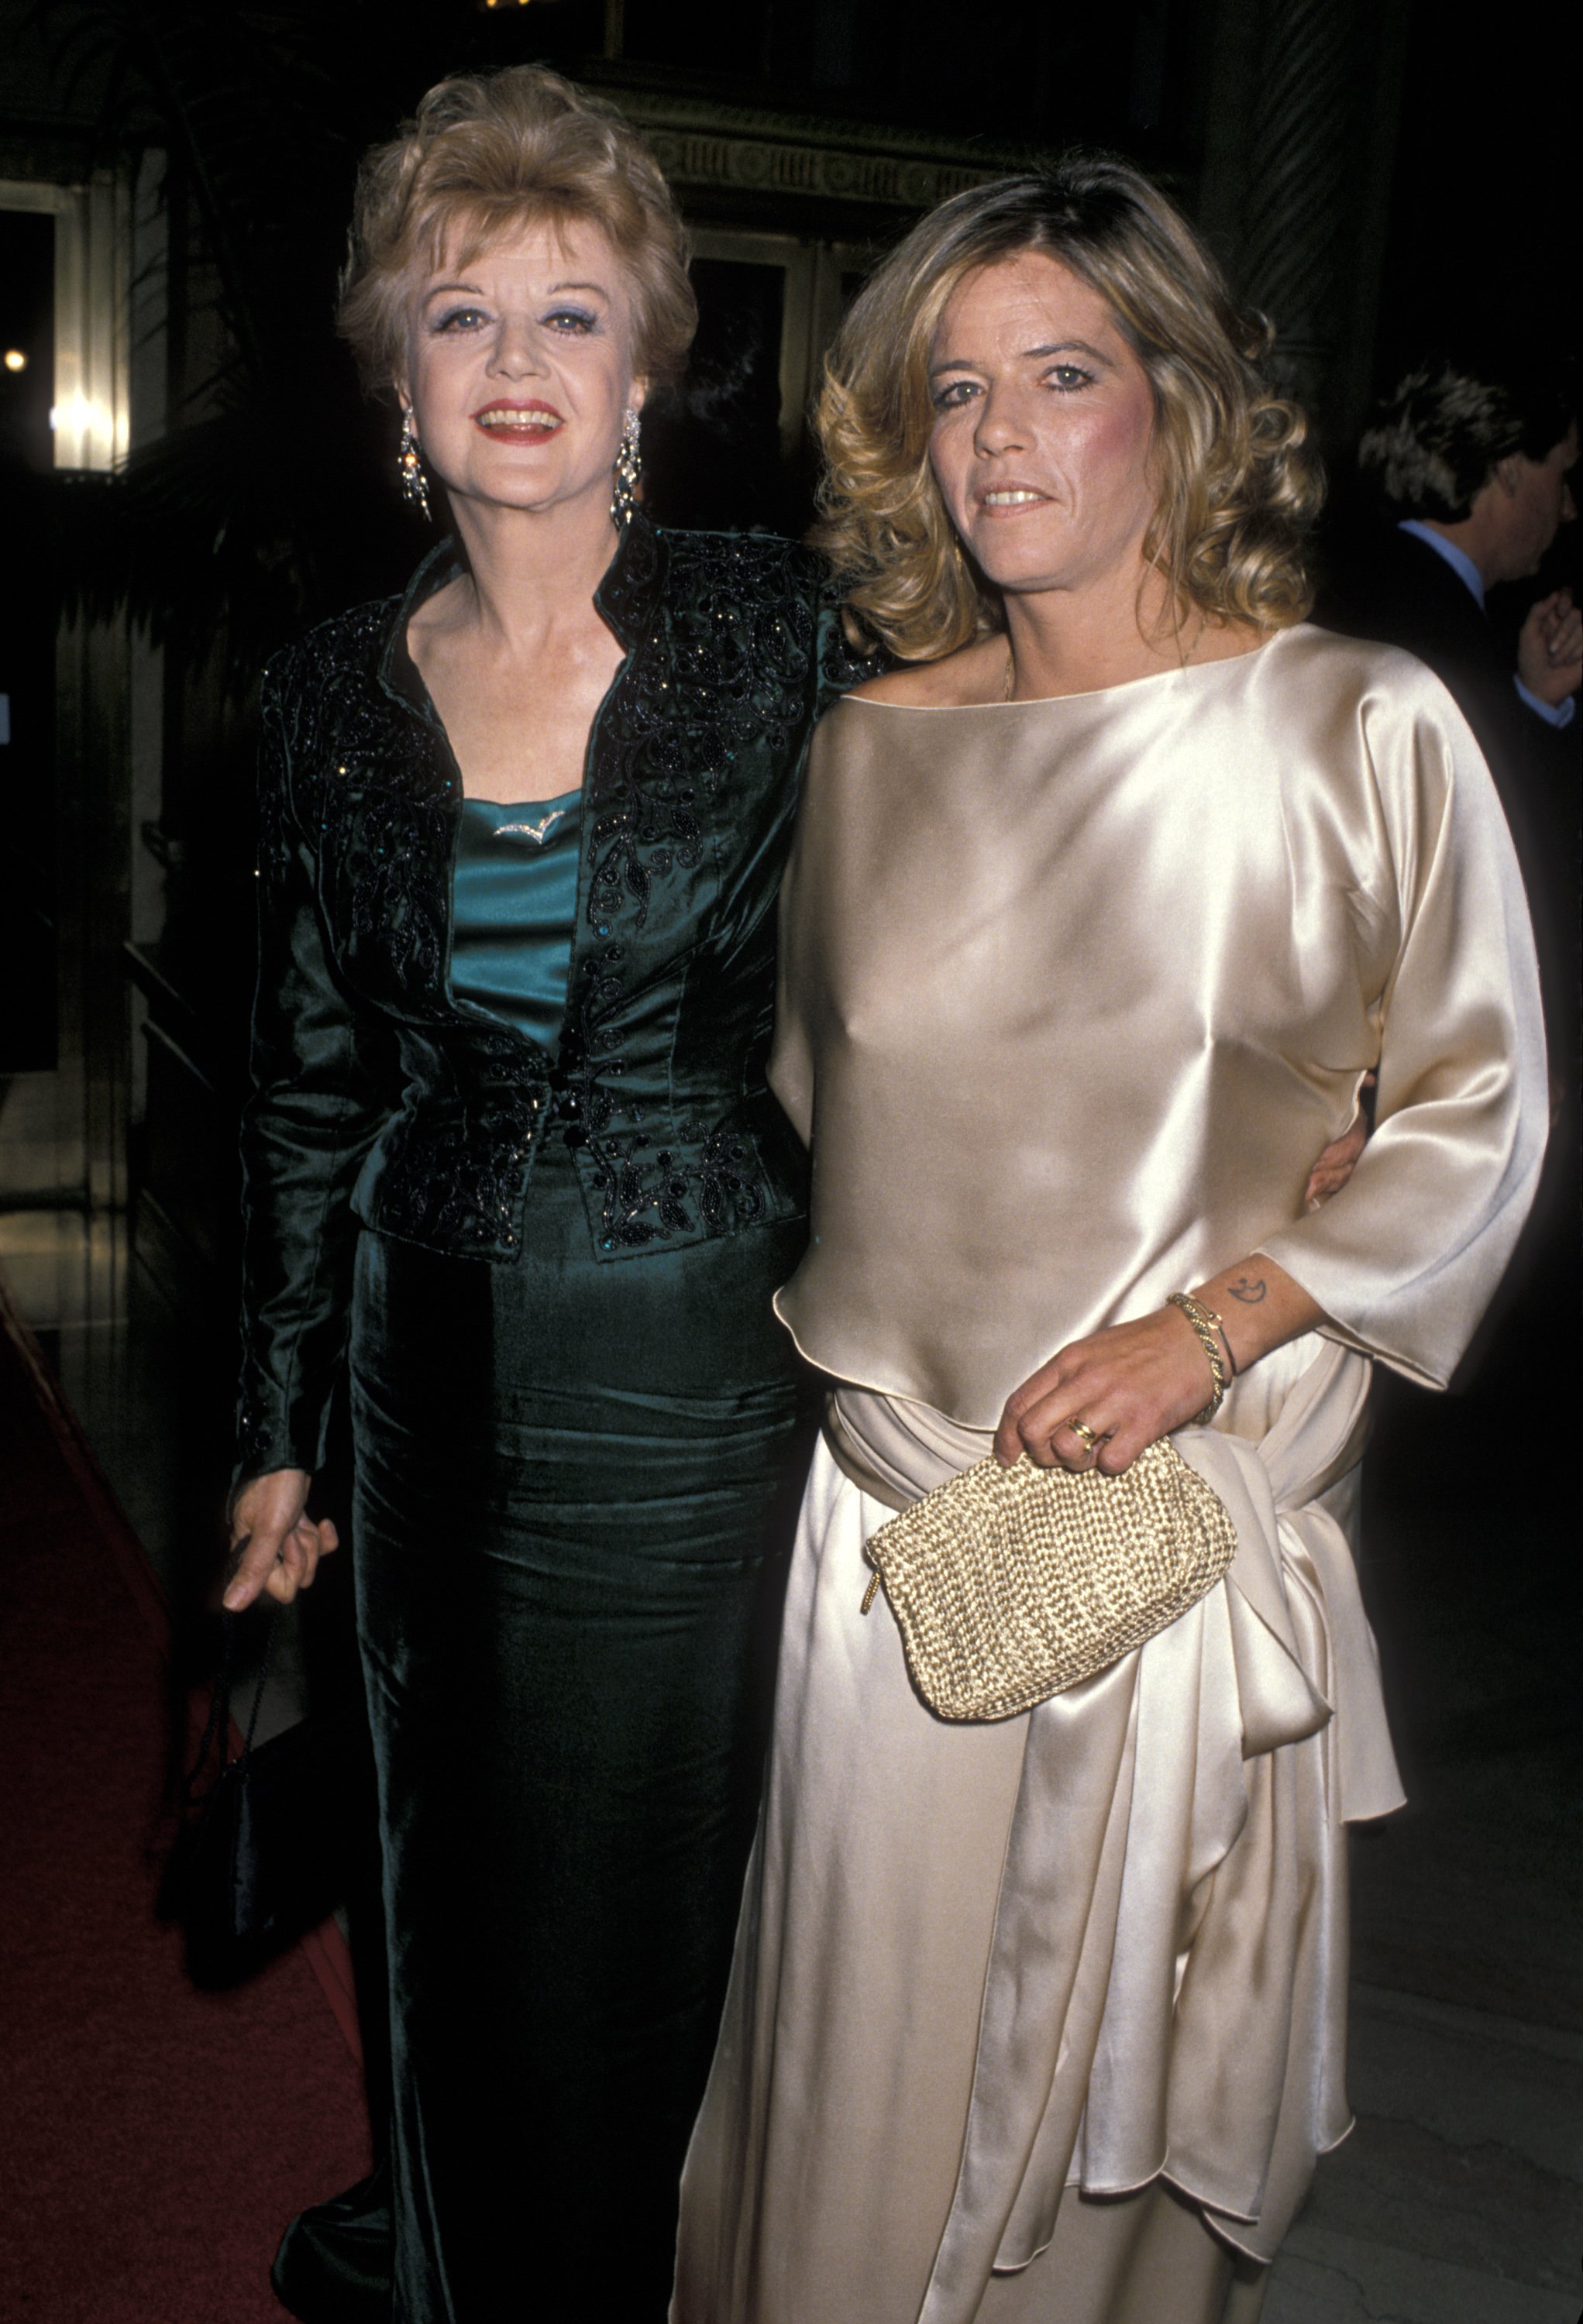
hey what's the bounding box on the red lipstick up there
[471,397,564,442]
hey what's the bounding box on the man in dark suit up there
[1320,356,1576,762]
[1318,358,1578,1047]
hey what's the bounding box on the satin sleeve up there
[234,648,399,1486]
[755,576,881,1120]
[1259,672,1547,1388]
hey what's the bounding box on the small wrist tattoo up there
[1227,1274,1268,1305]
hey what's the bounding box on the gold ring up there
[1066,1418,1099,1450]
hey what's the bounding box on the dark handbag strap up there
[184,1600,280,1805]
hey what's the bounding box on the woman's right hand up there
[223,1468,339,1612]
[1302,1073,1375,1211]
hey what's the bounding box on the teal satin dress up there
[346,796,811,2320]
[446,793,582,1054]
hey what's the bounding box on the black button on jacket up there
[236,515,875,1483]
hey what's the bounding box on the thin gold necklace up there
[1003,640,1016,701]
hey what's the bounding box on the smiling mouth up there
[472,401,564,438]
[980,489,1048,510]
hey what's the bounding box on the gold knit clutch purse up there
[860,1439,1237,1723]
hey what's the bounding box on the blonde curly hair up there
[339,66,697,396]
[814,159,1322,661]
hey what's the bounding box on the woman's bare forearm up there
[1189,1256,1325,1379]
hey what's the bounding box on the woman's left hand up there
[993,1308,1220,1474]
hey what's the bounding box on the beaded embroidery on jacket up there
[253,521,876,1266]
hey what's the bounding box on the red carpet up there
[0,1284,371,2323]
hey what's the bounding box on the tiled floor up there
[3,1205,1578,2322]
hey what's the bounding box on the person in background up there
[1326,356,1578,749]
[1317,358,1578,1063]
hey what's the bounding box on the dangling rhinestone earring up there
[398,410,432,522]
[611,406,642,528]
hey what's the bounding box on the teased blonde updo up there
[814,158,1322,662]
[339,66,697,394]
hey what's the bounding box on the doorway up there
[0,207,59,1079]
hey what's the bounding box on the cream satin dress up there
[672,627,1547,2324]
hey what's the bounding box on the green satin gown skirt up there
[351,1143,809,2320]
[348,804,810,2318]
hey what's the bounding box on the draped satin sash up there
[833,1336,1409,2319]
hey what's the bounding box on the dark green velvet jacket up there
[236,515,875,1482]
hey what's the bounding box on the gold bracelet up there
[1166,1291,1229,1425]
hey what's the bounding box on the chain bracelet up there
[1166,1291,1229,1425]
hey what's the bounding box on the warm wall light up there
[3,349,26,372]
[50,391,118,458]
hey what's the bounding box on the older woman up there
[222,67,873,2322]
[674,165,1546,2322]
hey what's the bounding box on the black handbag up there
[164,1608,346,1985]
